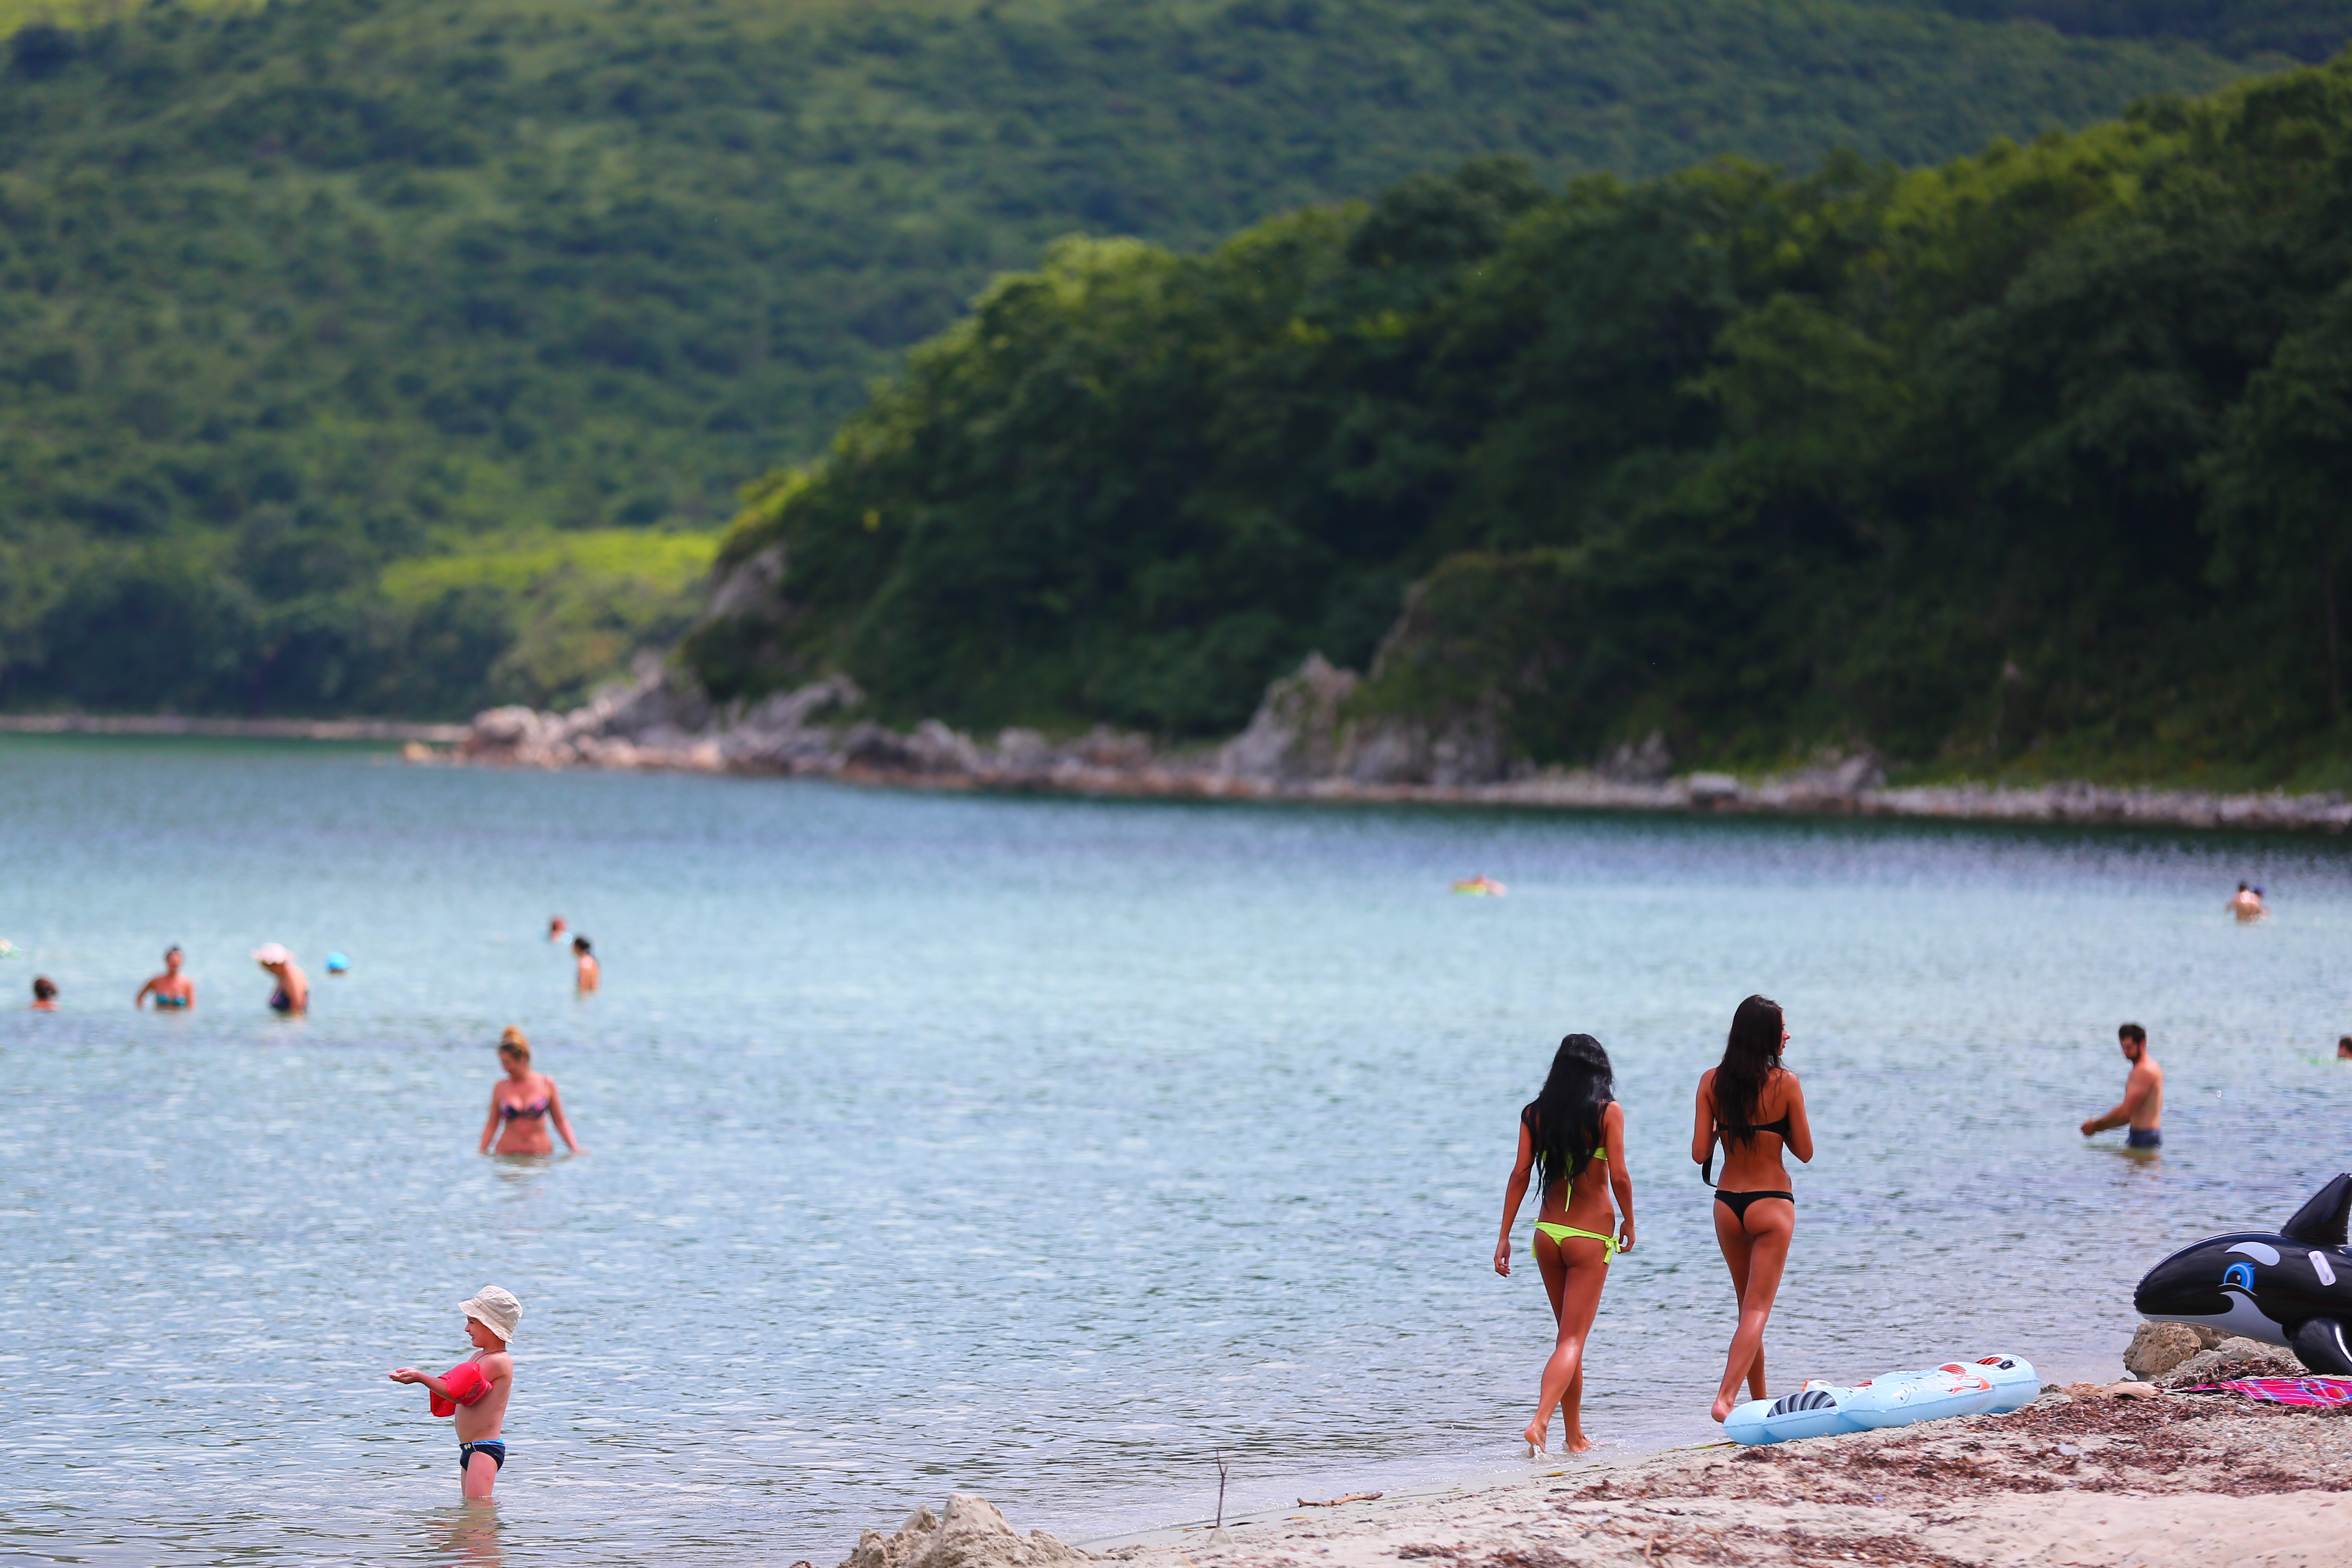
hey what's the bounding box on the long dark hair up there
[1522,1033,1615,1196]
[1714,994,1785,1144]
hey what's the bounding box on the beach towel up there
[2189,1376,2352,1407]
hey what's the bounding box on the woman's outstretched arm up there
[1495,1120,1535,1277]
[1604,1101,1635,1254]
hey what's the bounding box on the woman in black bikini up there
[478,1027,585,1156]
[1690,994,1811,1423]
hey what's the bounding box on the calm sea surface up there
[4,737,2351,1565]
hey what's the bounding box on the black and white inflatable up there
[2133,1173,2352,1376]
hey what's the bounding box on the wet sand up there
[1080,1389,2352,1568]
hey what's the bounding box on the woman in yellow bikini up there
[1494,1033,1635,1455]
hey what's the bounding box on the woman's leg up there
[1711,1199,1795,1421]
[1525,1237,1609,1453]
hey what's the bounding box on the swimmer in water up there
[2228,882,2265,922]
[134,945,196,1011]
[479,1027,584,1156]
[388,1285,522,1499]
[252,943,308,1016]
[31,976,57,1011]
[2080,1022,2163,1150]
[572,936,598,993]
[547,915,568,942]
[1694,994,1813,1424]
[1494,1032,1633,1456]
[2338,1036,2352,1060]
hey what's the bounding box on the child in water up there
[572,936,598,993]
[389,1286,523,1499]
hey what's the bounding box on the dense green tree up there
[0,0,2259,715]
[696,54,2352,786]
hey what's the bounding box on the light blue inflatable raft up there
[1722,1354,2039,1446]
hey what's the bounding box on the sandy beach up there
[857,1382,2352,1568]
[1073,1385,2352,1568]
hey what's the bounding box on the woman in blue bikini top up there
[135,946,197,1012]
[1494,1033,1635,1457]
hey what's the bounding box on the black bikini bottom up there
[459,1441,507,1473]
[1713,1189,1794,1220]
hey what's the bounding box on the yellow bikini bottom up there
[1532,1221,1618,1263]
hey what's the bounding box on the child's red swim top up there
[430,1359,491,1418]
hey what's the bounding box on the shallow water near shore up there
[4,735,2351,1566]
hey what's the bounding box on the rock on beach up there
[841,1494,1090,1568]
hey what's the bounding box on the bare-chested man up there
[2228,882,2266,922]
[2080,1022,2163,1150]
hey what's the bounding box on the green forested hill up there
[1917,2,2352,62]
[690,55,2352,789]
[0,0,2258,717]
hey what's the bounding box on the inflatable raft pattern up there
[1722,1354,2038,1446]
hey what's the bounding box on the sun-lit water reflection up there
[2,735,2349,1564]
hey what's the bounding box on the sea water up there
[3,735,2349,1565]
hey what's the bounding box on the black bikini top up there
[501,1099,550,1121]
[1704,1111,1792,1186]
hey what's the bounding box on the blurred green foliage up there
[1915,2,2352,62]
[699,56,2352,787]
[0,0,2256,715]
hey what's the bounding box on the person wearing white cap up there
[251,943,307,1016]
[389,1285,523,1498]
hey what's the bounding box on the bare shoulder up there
[1696,1067,1717,1094]
[480,1349,515,1381]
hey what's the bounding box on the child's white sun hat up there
[459,1285,523,1343]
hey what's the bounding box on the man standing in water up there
[2081,1022,2163,1149]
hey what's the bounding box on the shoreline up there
[10,699,2352,838]
[436,664,2352,837]
[0,713,468,743]
[1040,1384,2352,1568]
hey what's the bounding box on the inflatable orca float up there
[2134,1173,2352,1376]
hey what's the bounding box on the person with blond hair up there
[477,1027,584,1156]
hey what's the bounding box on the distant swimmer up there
[1693,994,1812,1425]
[1453,875,1507,897]
[31,976,57,1011]
[135,945,196,1011]
[479,1027,584,1156]
[2228,882,2266,922]
[547,915,568,942]
[1495,1033,1633,1456]
[2080,1022,2163,1150]
[572,936,599,993]
[252,943,308,1016]
[2340,1036,2352,1060]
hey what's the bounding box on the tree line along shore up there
[8,5,2352,796]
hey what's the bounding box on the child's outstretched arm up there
[389,1366,457,1398]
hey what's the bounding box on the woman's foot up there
[1710,1392,1735,1422]
[1563,1429,1596,1454]
[1522,1418,1548,1457]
